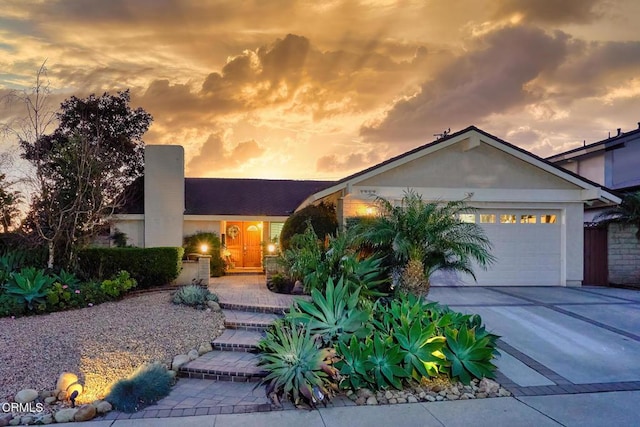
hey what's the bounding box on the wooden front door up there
[584,226,608,286]
[225,221,262,268]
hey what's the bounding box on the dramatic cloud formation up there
[1,0,640,180]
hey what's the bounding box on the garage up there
[465,209,562,286]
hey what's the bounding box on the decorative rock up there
[292,280,304,295]
[207,301,221,311]
[54,408,78,423]
[39,390,54,399]
[8,417,20,427]
[446,394,459,400]
[95,401,113,414]
[499,388,511,397]
[407,395,418,403]
[0,414,11,427]
[463,393,476,399]
[41,414,53,425]
[388,398,397,404]
[74,404,97,422]
[479,378,500,394]
[171,354,191,370]
[435,395,444,401]
[366,396,378,405]
[397,397,407,404]
[355,397,366,405]
[438,390,446,396]
[56,372,79,393]
[418,391,426,399]
[356,388,373,399]
[198,342,213,355]
[44,396,57,405]
[476,392,487,399]
[187,349,199,361]
[14,389,38,404]
[460,394,469,400]
[385,390,394,400]
[425,395,436,402]
[20,416,34,425]
[449,386,460,395]
[57,391,67,401]
[431,384,443,392]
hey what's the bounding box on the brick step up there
[223,309,280,331]
[178,350,267,382]
[212,329,264,352]
[219,301,289,315]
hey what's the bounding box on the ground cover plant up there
[258,277,500,407]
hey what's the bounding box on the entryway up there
[224,221,263,268]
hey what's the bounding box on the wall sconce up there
[267,243,276,254]
[200,244,208,254]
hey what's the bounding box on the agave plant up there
[365,333,409,389]
[53,269,81,289]
[4,267,56,310]
[335,335,374,390]
[288,277,371,346]
[395,320,446,380]
[257,319,339,408]
[442,324,499,384]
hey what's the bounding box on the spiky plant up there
[105,363,175,413]
[172,284,217,308]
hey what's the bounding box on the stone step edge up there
[219,302,289,315]
[211,341,261,352]
[224,321,272,332]
[177,366,268,382]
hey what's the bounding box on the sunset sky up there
[2,0,640,181]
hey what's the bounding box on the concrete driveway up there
[428,286,640,394]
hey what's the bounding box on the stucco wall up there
[576,154,605,186]
[184,220,221,237]
[608,223,640,285]
[144,145,185,247]
[111,219,145,247]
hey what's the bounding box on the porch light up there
[200,244,209,253]
[267,243,276,253]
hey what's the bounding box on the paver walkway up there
[100,274,332,421]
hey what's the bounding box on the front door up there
[225,221,262,268]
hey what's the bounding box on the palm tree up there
[356,190,495,296]
[596,191,640,240]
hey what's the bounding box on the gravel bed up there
[0,292,225,403]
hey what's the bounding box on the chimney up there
[637,122,640,129]
[617,128,622,136]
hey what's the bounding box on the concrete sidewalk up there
[72,391,640,426]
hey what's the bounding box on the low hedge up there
[77,247,184,289]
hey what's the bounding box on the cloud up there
[316,150,383,173]
[360,26,571,143]
[187,132,265,176]
[492,0,606,24]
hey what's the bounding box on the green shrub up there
[0,293,26,317]
[280,202,338,251]
[77,280,110,306]
[100,271,137,298]
[172,284,218,308]
[105,362,175,413]
[267,273,294,294]
[77,247,183,288]
[46,282,78,311]
[183,232,225,277]
[3,267,56,310]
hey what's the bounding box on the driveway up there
[428,286,640,395]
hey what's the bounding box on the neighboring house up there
[548,124,640,286]
[113,126,620,286]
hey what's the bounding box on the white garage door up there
[461,209,562,286]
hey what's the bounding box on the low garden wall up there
[608,223,640,285]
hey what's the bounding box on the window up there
[269,222,284,242]
[459,214,476,223]
[541,215,557,224]
[500,214,517,224]
[520,215,537,224]
[480,214,496,223]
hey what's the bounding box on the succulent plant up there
[172,284,217,308]
[105,362,175,413]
